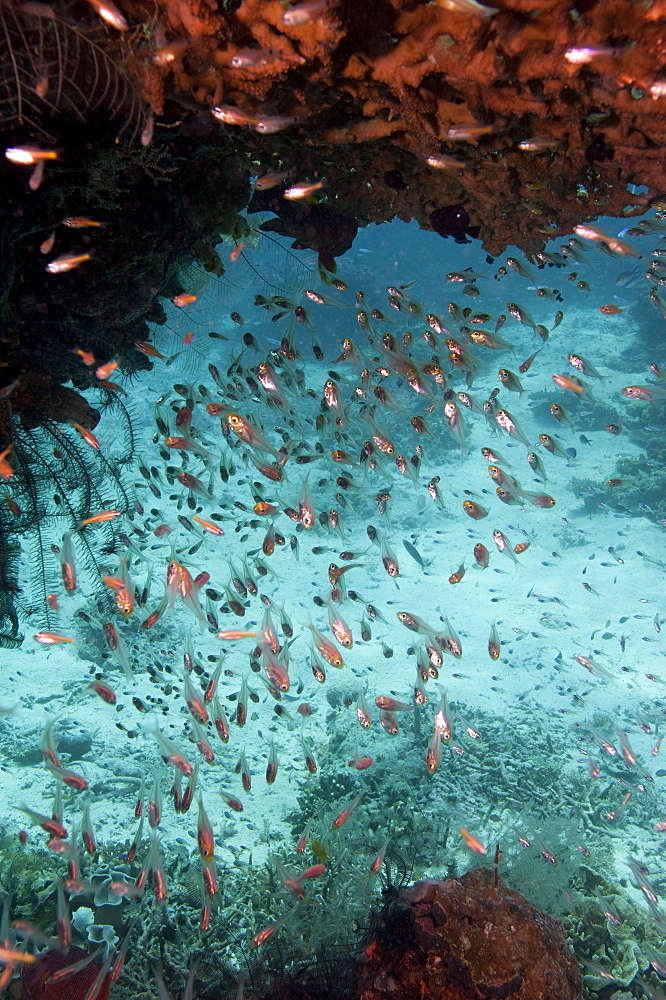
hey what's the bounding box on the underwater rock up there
[12,372,100,433]
[252,195,358,271]
[355,868,582,1000]
[430,204,481,244]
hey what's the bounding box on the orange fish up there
[0,947,35,964]
[192,515,224,535]
[85,0,129,28]
[600,304,625,314]
[183,331,194,346]
[71,347,96,366]
[62,216,106,228]
[229,242,244,262]
[72,422,100,450]
[98,381,127,395]
[134,341,166,359]
[5,145,59,164]
[0,445,13,480]
[460,828,487,854]
[95,360,118,380]
[284,180,327,200]
[217,630,258,640]
[34,632,74,644]
[173,294,196,307]
[77,509,121,527]
[45,252,91,274]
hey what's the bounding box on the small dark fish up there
[403,539,427,569]
[615,268,642,288]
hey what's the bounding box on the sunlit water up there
[2,214,666,998]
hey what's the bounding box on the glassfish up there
[332,790,365,830]
[45,252,91,274]
[261,645,290,692]
[251,905,299,948]
[284,180,327,199]
[444,400,467,457]
[226,413,281,459]
[623,385,666,401]
[493,529,518,564]
[396,611,437,634]
[196,795,215,862]
[463,500,488,519]
[551,373,595,401]
[59,532,76,593]
[495,409,531,448]
[325,596,353,648]
[151,725,194,776]
[306,620,343,667]
[211,104,260,126]
[488,623,501,659]
[573,223,641,257]
[460,828,487,854]
[265,736,279,784]
[6,145,59,164]
[356,688,372,728]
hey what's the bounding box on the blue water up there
[2,213,666,999]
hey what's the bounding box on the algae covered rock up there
[355,867,582,1000]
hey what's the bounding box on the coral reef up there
[355,868,582,1000]
[0,126,250,438]
[0,0,147,141]
[114,0,666,253]
[1,0,664,436]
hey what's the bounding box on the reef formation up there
[2,0,666,437]
[113,0,666,252]
[356,868,583,1000]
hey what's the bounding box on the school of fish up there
[2,190,666,999]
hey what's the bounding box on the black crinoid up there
[378,844,414,903]
[0,0,148,142]
[194,941,356,1000]
[0,384,135,646]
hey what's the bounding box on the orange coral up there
[115,0,666,252]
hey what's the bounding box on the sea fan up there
[0,0,146,141]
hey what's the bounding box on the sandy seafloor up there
[2,214,666,994]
